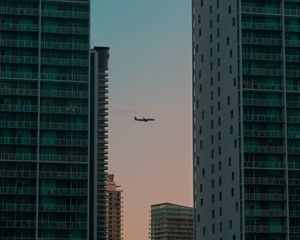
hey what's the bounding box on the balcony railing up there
[287,131,300,139]
[0,220,35,228]
[40,138,88,147]
[243,83,283,90]
[245,193,285,201]
[0,170,36,178]
[244,160,284,169]
[288,162,300,170]
[245,225,286,233]
[289,211,300,217]
[0,104,37,113]
[287,116,300,124]
[41,73,88,82]
[245,177,286,185]
[0,7,39,16]
[0,39,39,48]
[40,105,88,114]
[244,130,284,138]
[42,25,88,35]
[39,188,88,196]
[243,114,284,122]
[288,147,300,154]
[41,41,89,50]
[244,145,285,153]
[41,57,88,66]
[285,25,300,32]
[0,137,36,145]
[40,90,88,98]
[286,55,300,63]
[0,153,36,161]
[39,204,87,213]
[242,22,282,31]
[42,9,89,19]
[285,8,300,16]
[289,178,300,185]
[286,40,300,47]
[243,98,284,107]
[0,23,39,32]
[0,71,38,80]
[40,122,88,131]
[243,68,283,76]
[39,221,87,229]
[287,101,300,108]
[245,209,286,217]
[0,88,38,96]
[0,55,38,64]
[39,171,88,179]
[242,53,282,61]
[0,121,37,129]
[0,187,36,195]
[40,154,88,163]
[0,204,36,212]
[287,85,300,92]
[242,37,282,46]
[242,6,281,14]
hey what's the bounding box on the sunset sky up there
[91,1,192,239]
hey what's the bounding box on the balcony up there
[0,121,37,129]
[288,147,300,154]
[286,55,300,63]
[40,138,88,147]
[0,23,39,32]
[287,85,300,92]
[243,68,283,76]
[39,221,87,230]
[40,154,88,163]
[39,204,87,213]
[40,122,88,131]
[0,88,38,96]
[0,137,36,145]
[287,116,300,124]
[243,82,283,91]
[39,171,88,180]
[289,211,300,218]
[245,225,286,233]
[0,104,37,113]
[245,177,285,185]
[242,37,282,46]
[0,220,35,228]
[287,70,300,78]
[42,9,88,19]
[0,71,38,80]
[286,40,300,47]
[242,22,282,31]
[289,162,300,170]
[243,114,284,122]
[287,101,300,108]
[290,195,300,202]
[40,105,88,114]
[0,55,38,65]
[285,25,300,33]
[285,8,300,16]
[245,193,285,201]
[0,187,36,195]
[243,98,284,107]
[0,153,36,161]
[244,130,284,138]
[289,178,300,186]
[41,90,88,98]
[0,204,36,213]
[41,57,88,66]
[287,131,300,139]
[41,41,89,50]
[243,53,282,61]
[290,226,300,233]
[41,73,88,82]
[242,5,281,15]
[0,170,36,178]
[0,39,39,49]
[0,7,39,16]
[42,25,88,35]
[244,160,284,169]
[245,209,286,217]
[244,145,285,154]
[39,188,87,196]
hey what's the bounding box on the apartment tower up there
[193,0,300,240]
[150,203,194,240]
[106,174,123,240]
[0,1,109,239]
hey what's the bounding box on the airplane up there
[134,116,155,122]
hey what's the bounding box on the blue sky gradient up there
[91,1,192,239]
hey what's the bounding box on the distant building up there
[106,174,123,240]
[150,203,194,240]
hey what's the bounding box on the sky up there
[91,1,192,239]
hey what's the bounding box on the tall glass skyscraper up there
[193,1,300,240]
[0,1,108,239]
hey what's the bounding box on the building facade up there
[193,0,300,240]
[150,203,194,240]
[0,1,108,239]
[106,174,123,240]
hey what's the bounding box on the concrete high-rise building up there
[106,174,123,240]
[0,1,109,239]
[193,1,300,240]
[150,203,194,240]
